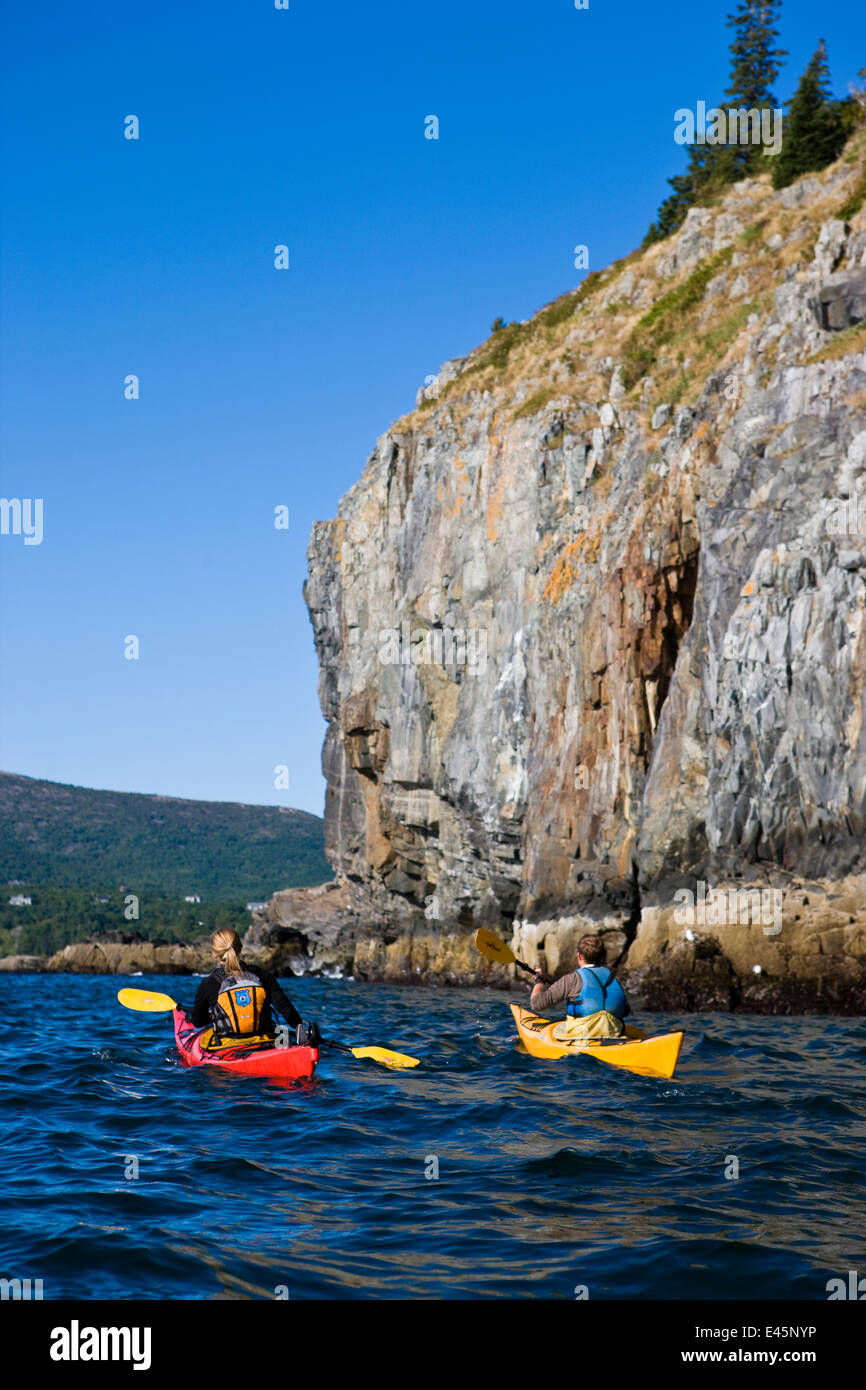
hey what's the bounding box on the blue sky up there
[1,0,862,815]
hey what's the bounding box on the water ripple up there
[1,974,865,1298]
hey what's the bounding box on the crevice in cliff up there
[620,859,643,962]
[640,550,699,750]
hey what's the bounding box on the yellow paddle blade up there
[117,987,177,1012]
[474,926,515,966]
[350,1046,420,1069]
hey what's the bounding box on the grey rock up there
[242,880,362,975]
[781,175,821,207]
[0,954,46,972]
[609,365,626,400]
[812,218,848,277]
[415,357,465,406]
[657,206,713,279]
[809,270,866,331]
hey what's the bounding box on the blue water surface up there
[2,974,865,1300]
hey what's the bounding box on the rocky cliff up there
[265,137,866,1011]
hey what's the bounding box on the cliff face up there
[290,140,866,1010]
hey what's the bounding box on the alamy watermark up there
[826,1270,866,1299]
[826,495,866,536]
[674,881,782,936]
[1,498,43,545]
[378,621,488,674]
[50,1322,151,1370]
[1,1276,43,1299]
[674,102,783,156]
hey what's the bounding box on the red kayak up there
[172,1009,318,1080]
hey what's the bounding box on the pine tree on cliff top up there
[644,0,786,243]
[725,0,786,158]
[771,40,848,189]
[725,0,784,101]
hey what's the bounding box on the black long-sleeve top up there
[191,965,303,1032]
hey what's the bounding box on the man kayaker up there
[529,934,630,1040]
[190,928,308,1047]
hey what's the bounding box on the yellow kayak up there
[510,1005,684,1080]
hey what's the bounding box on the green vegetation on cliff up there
[643,4,860,245]
[772,41,848,190]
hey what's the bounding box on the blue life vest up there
[566,966,630,1020]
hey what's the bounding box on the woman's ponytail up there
[211,928,243,976]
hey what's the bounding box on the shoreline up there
[3,937,865,1015]
[6,857,866,1015]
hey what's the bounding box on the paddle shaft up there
[513,957,551,985]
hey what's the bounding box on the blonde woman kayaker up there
[529,934,630,1041]
[190,928,309,1047]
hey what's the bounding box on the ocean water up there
[2,973,865,1301]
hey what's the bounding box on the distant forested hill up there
[0,772,330,899]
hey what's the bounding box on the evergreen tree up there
[725,1,787,108]
[644,0,787,243]
[771,40,848,189]
[644,174,694,245]
[724,0,787,176]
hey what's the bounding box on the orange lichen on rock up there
[544,540,584,604]
[451,455,470,518]
[486,415,505,542]
[487,478,504,543]
[543,516,609,603]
